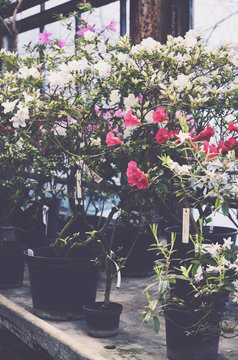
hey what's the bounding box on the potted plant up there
[141,224,238,360]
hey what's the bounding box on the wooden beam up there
[0,0,117,36]
[1,0,46,19]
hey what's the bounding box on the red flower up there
[106,132,122,146]
[218,137,238,154]
[203,141,219,159]
[228,121,238,133]
[124,110,139,127]
[168,130,179,139]
[126,161,149,189]
[192,125,214,142]
[152,106,168,123]
[156,128,169,144]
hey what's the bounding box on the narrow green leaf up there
[153,316,160,333]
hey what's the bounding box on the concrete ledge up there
[0,294,105,360]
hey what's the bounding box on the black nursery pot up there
[24,247,99,320]
[83,302,123,338]
[165,307,220,360]
[0,242,25,289]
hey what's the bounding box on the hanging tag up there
[182,208,190,244]
[107,251,121,289]
[78,160,103,183]
[27,249,34,256]
[76,170,82,199]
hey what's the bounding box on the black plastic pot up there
[165,307,220,360]
[0,242,25,289]
[24,247,99,320]
[83,302,123,337]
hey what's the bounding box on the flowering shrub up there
[142,224,238,336]
[1,2,238,235]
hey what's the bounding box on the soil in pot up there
[24,247,99,321]
[0,241,25,289]
[83,301,123,337]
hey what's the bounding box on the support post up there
[129,0,192,45]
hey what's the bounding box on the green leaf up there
[153,316,160,333]
[215,197,221,210]
[221,202,229,216]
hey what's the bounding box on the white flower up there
[203,243,221,257]
[173,74,191,92]
[23,92,34,103]
[232,294,238,304]
[206,265,219,273]
[123,126,134,139]
[140,37,161,53]
[176,131,191,143]
[123,94,137,111]
[18,66,40,79]
[84,44,95,54]
[48,70,73,87]
[68,58,88,72]
[84,30,96,41]
[184,30,198,47]
[109,90,120,106]
[168,159,191,175]
[97,42,107,54]
[10,104,29,128]
[115,52,129,64]
[90,137,101,146]
[223,237,233,250]
[144,111,154,124]
[2,99,18,113]
[94,61,111,77]
[194,265,203,282]
[54,124,67,136]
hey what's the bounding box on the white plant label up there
[76,170,82,199]
[182,208,190,243]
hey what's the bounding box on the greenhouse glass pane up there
[18,28,39,55]
[82,1,120,42]
[45,18,75,53]
[194,0,238,47]
[16,5,40,21]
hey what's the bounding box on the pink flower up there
[168,130,179,139]
[103,111,112,120]
[137,93,143,104]
[218,137,238,154]
[106,132,122,146]
[115,109,123,118]
[95,105,100,116]
[38,29,52,45]
[228,121,238,133]
[156,128,169,144]
[152,106,168,123]
[83,0,87,4]
[126,161,149,189]
[192,125,214,142]
[107,19,117,32]
[76,24,94,36]
[203,141,219,159]
[124,110,139,127]
[58,39,66,48]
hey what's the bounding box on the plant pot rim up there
[83,301,123,313]
[23,246,96,261]
[165,225,238,235]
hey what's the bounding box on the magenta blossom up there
[76,24,94,37]
[124,110,140,127]
[115,109,123,118]
[58,39,66,48]
[103,111,112,121]
[107,19,117,32]
[38,29,52,45]
[126,161,149,189]
[106,132,122,146]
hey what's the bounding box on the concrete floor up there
[0,268,237,360]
